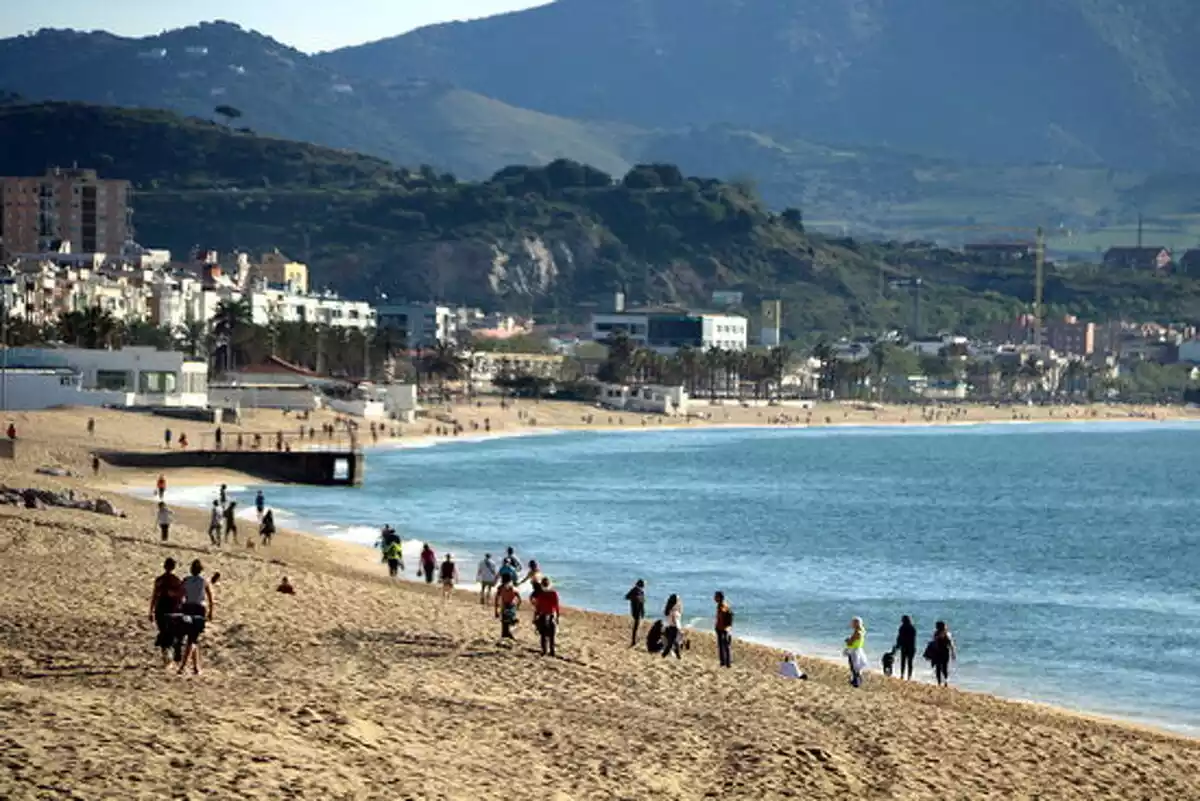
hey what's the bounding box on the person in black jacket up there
[624,579,646,647]
[895,615,918,680]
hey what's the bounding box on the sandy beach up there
[2,403,1199,800]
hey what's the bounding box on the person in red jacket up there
[532,577,560,657]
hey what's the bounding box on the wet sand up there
[1,406,1198,799]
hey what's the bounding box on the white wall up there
[208,385,320,411]
[597,383,688,415]
[0,371,207,410]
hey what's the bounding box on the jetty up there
[98,430,364,486]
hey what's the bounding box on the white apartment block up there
[590,306,748,354]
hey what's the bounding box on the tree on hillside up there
[598,330,637,384]
[213,105,243,126]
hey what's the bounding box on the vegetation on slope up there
[7,99,1200,337]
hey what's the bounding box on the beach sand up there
[1,405,1199,799]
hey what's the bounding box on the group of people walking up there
[854,615,959,687]
[148,557,215,675]
[375,536,563,657]
[626,580,737,668]
[153,480,274,548]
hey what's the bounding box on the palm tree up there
[811,339,836,398]
[175,320,208,358]
[211,298,253,374]
[598,330,637,384]
[58,308,122,349]
[422,341,466,399]
[703,347,725,400]
[768,346,791,400]
[675,345,701,397]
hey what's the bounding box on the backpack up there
[923,640,937,662]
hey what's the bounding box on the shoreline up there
[107,418,1200,740]
[5,405,1200,797]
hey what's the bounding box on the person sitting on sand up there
[276,577,295,595]
[844,617,867,688]
[476,553,498,605]
[439,554,459,600]
[661,594,683,660]
[149,558,184,666]
[156,501,174,543]
[533,577,560,657]
[494,574,521,640]
[645,619,665,654]
[778,653,807,680]
[259,509,276,546]
[178,559,214,676]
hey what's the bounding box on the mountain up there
[8,99,1200,333]
[321,0,1200,170]
[0,22,636,179]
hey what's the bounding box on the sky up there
[0,0,549,52]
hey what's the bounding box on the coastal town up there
[5,165,1200,418]
[4,3,1200,796]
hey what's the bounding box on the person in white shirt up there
[156,502,174,542]
[178,559,214,676]
[207,501,222,547]
[778,653,807,680]
[476,553,499,606]
[661,594,683,659]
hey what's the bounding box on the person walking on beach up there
[501,547,520,577]
[927,620,957,686]
[520,560,544,600]
[625,579,646,647]
[845,617,867,688]
[439,554,459,599]
[156,501,174,542]
[383,539,404,579]
[149,558,184,666]
[714,591,734,668]
[164,429,172,449]
[494,573,521,641]
[214,427,223,451]
[87,416,95,437]
[223,500,238,545]
[255,490,265,521]
[895,615,918,681]
[91,454,101,476]
[207,501,222,546]
[218,484,228,509]
[156,474,167,500]
[661,594,683,659]
[259,509,276,546]
[419,544,437,584]
[476,553,498,605]
[533,577,561,657]
[178,559,214,676]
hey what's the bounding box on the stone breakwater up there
[0,485,124,517]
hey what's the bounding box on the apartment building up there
[0,168,131,260]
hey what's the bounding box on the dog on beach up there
[881,649,896,677]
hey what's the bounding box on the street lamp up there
[0,276,15,411]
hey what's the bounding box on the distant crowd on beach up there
[370,528,959,686]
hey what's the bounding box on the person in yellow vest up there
[844,617,867,687]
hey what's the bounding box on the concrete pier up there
[98,448,364,486]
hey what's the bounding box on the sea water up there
[180,421,1200,735]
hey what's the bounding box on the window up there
[139,371,178,394]
[95,370,131,391]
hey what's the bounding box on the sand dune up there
[1,406,1198,800]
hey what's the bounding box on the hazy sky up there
[0,0,549,52]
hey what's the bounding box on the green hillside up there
[8,99,1200,335]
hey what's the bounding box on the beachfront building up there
[0,346,208,410]
[991,314,1096,357]
[590,305,748,355]
[374,302,456,348]
[245,286,375,330]
[597,383,689,416]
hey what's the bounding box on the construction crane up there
[944,225,1070,350]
